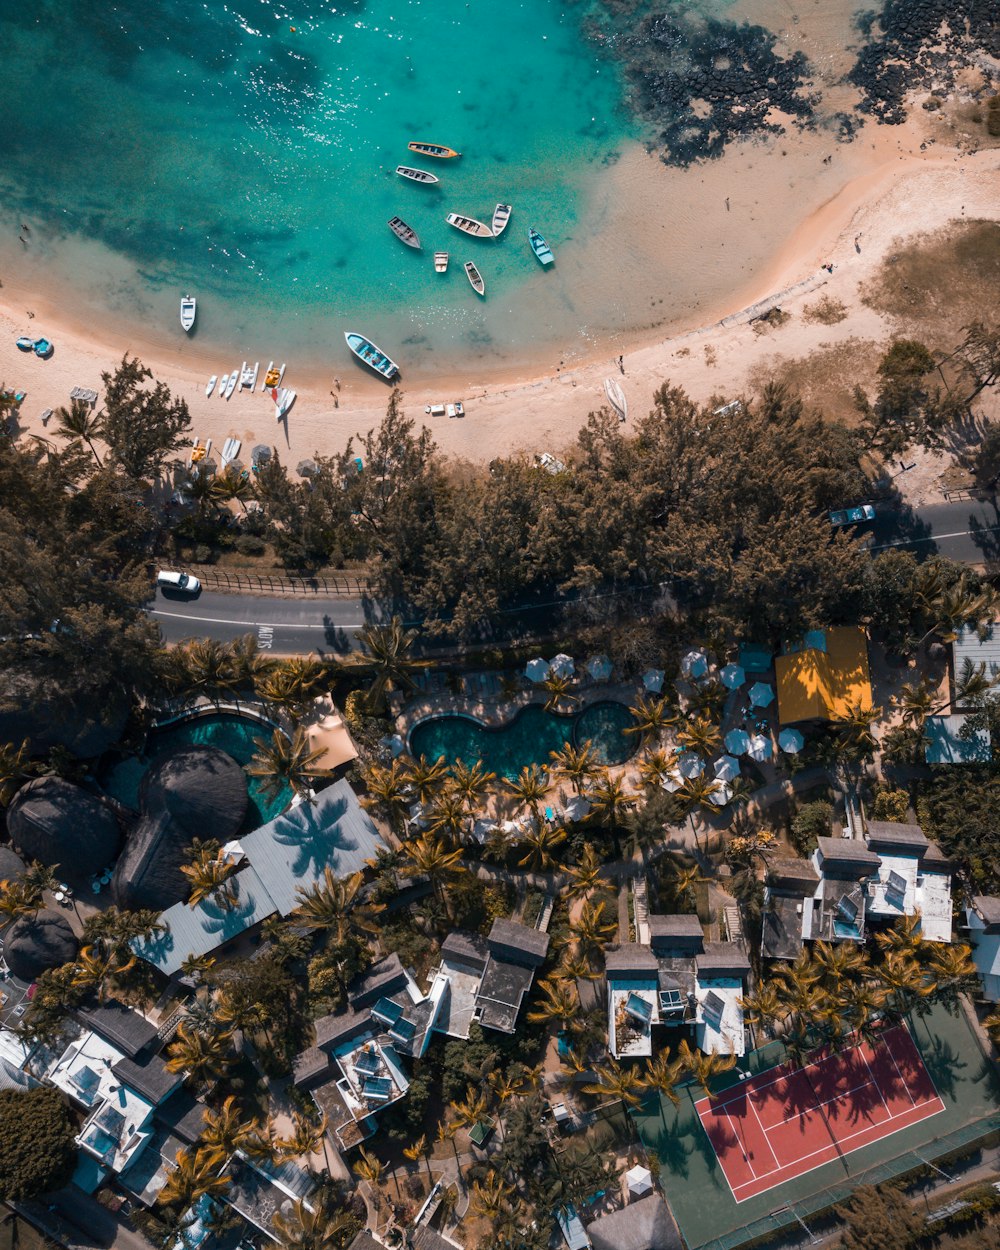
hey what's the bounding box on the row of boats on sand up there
[204,360,296,419]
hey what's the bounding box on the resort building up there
[863,820,954,943]
[761,856,821,961]
[775,626,873,725]
[951,624,1000,700]
[605,918,750,1059]
[965,896,1000,1001]
[924,713,992,764]
[805,837,881,943]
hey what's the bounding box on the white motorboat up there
[492,203,512,236]
[217,373,229,398]
[205,374,217,398]
[180,295,196,332]
[224,371,238,400]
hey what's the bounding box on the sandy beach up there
[2,123,998,470]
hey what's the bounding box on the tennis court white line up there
[883,1036,919,1106]
[727,1096,944,1198]
[857,1048,892,1116]
[707,1038,874,1112]
[746,1097,781,1169]
[758,1075,884,1131]
[723,1108,760,1179]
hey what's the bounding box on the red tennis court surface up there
[695,1025,944,1202]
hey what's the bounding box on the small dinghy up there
[464,261,485,296]
[224,371,238,400]
[273,387,296,418]
[218,372,229,398]
[396,165,439,185]
[180,295,196,332]
[205,374,218,398]
[492,204,512,236]
[407,141,461,159]
[604,377,628,422]
[434,252,449,273]
[15,336,34,352]
[32,338,53,358]
[388,216,421,249]
[345,331,400,380]
[446,212,493,238]
[528,228,554,266]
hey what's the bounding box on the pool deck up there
[395,677,643,747]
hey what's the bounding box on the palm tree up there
[347,616,428,711]
[893,680,944,729]
[586,774,635,838]
[526,977,580,1029]
[568,898,618,961]
[740,983,785,1038]
[0,878,42,925]
[228,634,276,688]
[876,950,933,1015]
[449,758,496,813]
[271,1198,352,1250]
[668,863,705,913]
[425,790,469,845]
[53,400,104,465]
[179,953,216,984]
[542,673,580,713]
[200,1095,253,1155]
[254,666,321,714]
[210,466,256,513]
[582,1058,646,1109]
[642,1051,684,1122]
[842,981,882,1036]
[401,835,464,911]
[450,1084,490,1130]
[293,868,383,944]
[506,764,549,820]
[926,942,978,995]
[352,1146,385,1188]
[402,1133,431,1179]
[0,739,37,807]
[874,911,923,958]
[180,840,241,911]
[167,638,244,701]
[563,844,608,900]
[518,824,568,873]
[274,1112,329,1161]
[157,1146,231,1210]
[471,1170,515,1219]
[70,944,136,1003]
[812,940,868,991]
[21,861,60,896]
[677,1039,737,1097]
[831,703,881,761]
[165,1020,233,1088]
[558,951,602,984]
[916,569,998,646]
[549,740,599,795]
[360,759,410,832]
[248,727,332,801]
[955,657,1000,706]
[677,716,722,759]
[637,749,675,791]
[626,695,676,747]
[405,754,450,805]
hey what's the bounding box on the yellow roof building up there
[775,626,873,724]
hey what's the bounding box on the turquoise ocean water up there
[0,0,634,373]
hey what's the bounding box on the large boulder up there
[7,777,121,881]
[112,746,247,912]
[0,844,27,883]
[5,911,78,981]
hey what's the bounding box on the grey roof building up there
[587,1194,683,1250]
[475,918,551,1034]
[924,713,992,764]
[75,1000,159,1058]
[8,777,121,882]
[815,837,882,875]
[865,821,930,852]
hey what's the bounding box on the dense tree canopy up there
[0,1087,77,1200]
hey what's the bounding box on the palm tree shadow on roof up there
[268,791,362,879]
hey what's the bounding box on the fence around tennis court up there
[694,1111,1000,1250]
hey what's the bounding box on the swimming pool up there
[100,712,292,830]
[408,702,637,779]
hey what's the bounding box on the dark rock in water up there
[619,15,818,167]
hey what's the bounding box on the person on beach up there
[618,355,624,374]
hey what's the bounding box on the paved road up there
[871,495,1000,563]
[150,588,369,654]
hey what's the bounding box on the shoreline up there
[3,132,998,468]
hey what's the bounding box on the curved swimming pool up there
[408,701,637,779]
[100,712,293,830]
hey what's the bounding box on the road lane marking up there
[151,609,353,630]
[871,522,1000,551]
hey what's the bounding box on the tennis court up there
[695,1025,944,1202]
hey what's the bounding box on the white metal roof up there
[694,976,746,1057]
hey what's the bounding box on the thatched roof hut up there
[112,746,247,913]
[7,777,121,880]
[0,844,27,883]
[5,910,78,981]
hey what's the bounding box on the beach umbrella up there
[720,663,745,690]
[550,653,575,678]
[713,755,740,782]
[642,668,665,693]
[778,727,805,754]
[525,658,550,683]
[724,729,750,756]
[585,655,613,682]
[563,794,592,822]
[748,733,773,762]
[677,752,704,779]
[749,682,775,709]
[708,780,733,807]
[625,1165,653,1197]
[297,458,318,478]
[661,772,684,794]
[681,649,709,680]
[251,444,272,465]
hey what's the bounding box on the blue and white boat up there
[15,336,34,352]
[528,228,554,266]
[345,331,400,380]
[33,338,53,358]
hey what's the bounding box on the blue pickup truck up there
[829,504,876,527]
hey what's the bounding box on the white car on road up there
[157,570,201,594]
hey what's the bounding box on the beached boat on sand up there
[180,295,196,332]
[446,212,493,239]
[15,336,34,352]
[396,165,439,185]
[434,252,449,273]
[408,141,460,159]
[492,204,512,236]
[224,371,238,400]
[345,331,400,380]
[464,262,485,296]
[218,372,229,398]
[205,375,217,398]
[273,387,296,418]
[388,216,421,249]
[528,228,554,266]
[263,362,285,389]
[604,377,628,422]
